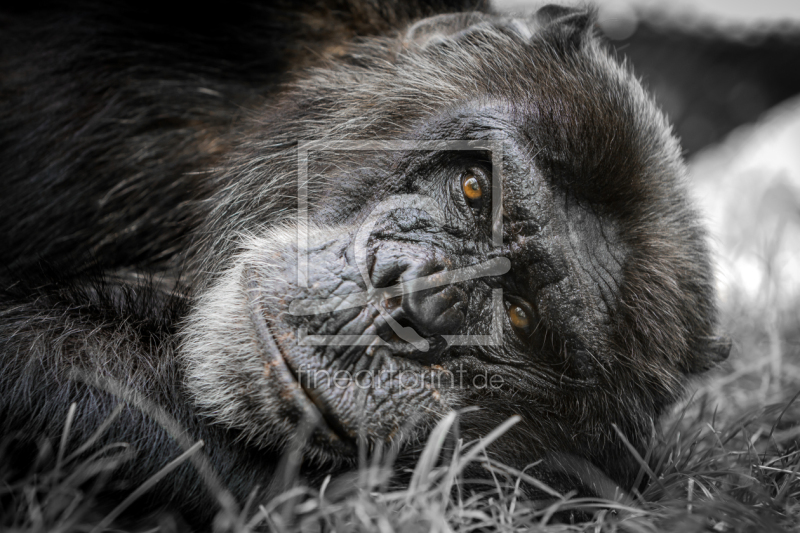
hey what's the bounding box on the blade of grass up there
[90,440,205,533]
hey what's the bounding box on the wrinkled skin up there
[184,5,728,498]
[0,1,728,526]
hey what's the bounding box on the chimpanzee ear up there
[404,12,491,48]
[703,335,732,361]
[404,6,594,51]
[684,335,732,374]
[404,12,535,49]
[534,4,595,47]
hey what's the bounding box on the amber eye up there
[508,304,530,330]
[462,173,483,202]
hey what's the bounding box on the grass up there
[5,121,800,532]
[3,299,800,533]
[4,248,800,532]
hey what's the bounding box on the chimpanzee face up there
[181,8,724,485]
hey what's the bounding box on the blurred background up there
[497,0,800,412]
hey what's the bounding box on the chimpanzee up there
[0,0,729,526]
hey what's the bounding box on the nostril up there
[392,315,415,331]
[372,268,403,310]
[383,295,402,310]
[375,312,414,344]
[403,284,468,337]
[370,261,404,289]
[369,248,467,338]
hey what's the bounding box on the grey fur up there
[0,1,727,525]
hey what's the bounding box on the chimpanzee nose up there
[401,280,467,337]
[372,251,468,338]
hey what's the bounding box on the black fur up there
[0,1,727,526]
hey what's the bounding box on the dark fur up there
[0,1,727,526]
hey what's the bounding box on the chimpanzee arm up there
[0,274,273,523]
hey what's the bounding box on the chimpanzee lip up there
[278,353,359,448]
[243,264,457,454]
[243,268,356,450]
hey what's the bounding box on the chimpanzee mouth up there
[244,266,451,456]
[279,353,360,450]
[236,224,513,455]
[244,272,358,450]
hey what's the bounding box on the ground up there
[3,21,800,533]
